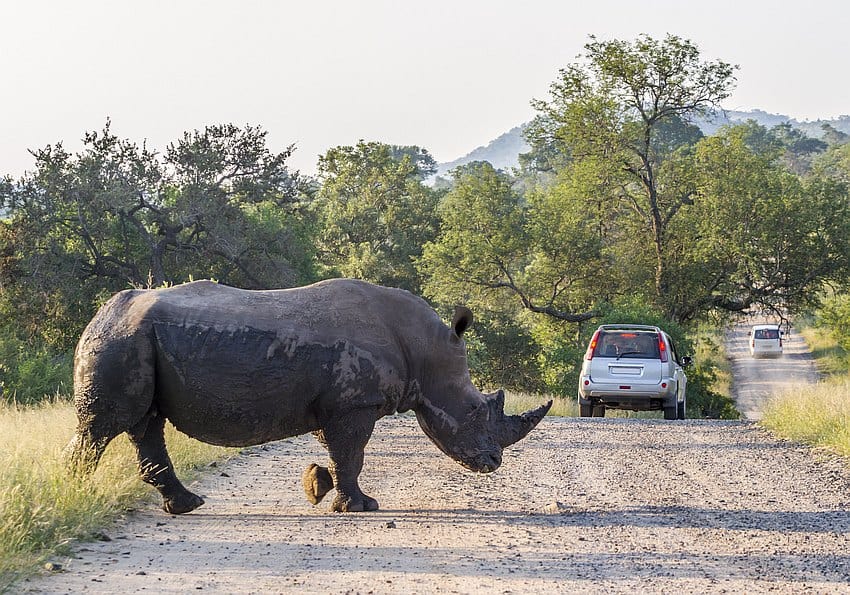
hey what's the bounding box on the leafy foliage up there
[1,34,849,412]
[314,141,440,293]
[0,328,72,404]
[0,122,315,353]
[681,122,850,318]
[420,161,602,323]
[815,293,850,353]
[523,34,736,315]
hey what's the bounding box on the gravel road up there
[726,320,819,420]
[23,324,850,594]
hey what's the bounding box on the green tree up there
[524,34,737,307]
[419,161,610,394]
[0,122,315,349]
[164,124,315,288]
[420,161,602,323]
[769,122,828,175]
[813,139,850,184]
[677,122,850,319]
[314,141,440,292]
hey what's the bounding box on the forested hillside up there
[436,110,850,176]
[2,34,850,417]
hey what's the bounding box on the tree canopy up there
[313,140,440,293]
[2,33,850,403]
[0,122,315,346]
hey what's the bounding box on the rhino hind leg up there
[128,411,204,514]
[302,463,334,505]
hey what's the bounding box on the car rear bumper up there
[578,376,680,409]
[750,347,783,357]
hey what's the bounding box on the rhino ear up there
[452,306,473,338]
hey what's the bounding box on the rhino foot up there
[302,463,334,505]
[162,492,205,515]
[331,493,379,513]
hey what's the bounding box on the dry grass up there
[799,325,850,378]
[761,379,850,459]
[504,391,664,419]
[0,399,234,590]
[504,391,577,417]
[761,325,850,460]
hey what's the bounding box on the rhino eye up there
[464,401,486,420]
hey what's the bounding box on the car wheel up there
[579,403,593,417]
[592,404,606,417]
[677,399,686,420]
[663,406,677,420]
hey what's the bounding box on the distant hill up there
[435,125,530,178]
[436,110,850,176]
[698,109,850,138]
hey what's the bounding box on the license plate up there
[609,365,642,375]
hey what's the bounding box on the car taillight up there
[658,333,668,362]
[585,330,601,360]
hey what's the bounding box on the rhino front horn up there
[491,391,553,448]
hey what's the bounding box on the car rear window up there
[594,331,660,358]
[754,328,780,340]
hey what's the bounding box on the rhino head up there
[413,306,552,473]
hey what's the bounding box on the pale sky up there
[2,0,848,179]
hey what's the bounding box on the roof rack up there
[598,324,661,331]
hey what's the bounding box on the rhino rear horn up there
[490,390,552,448]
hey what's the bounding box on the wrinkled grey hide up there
[66,279,551,513]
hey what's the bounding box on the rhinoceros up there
[65,279,551,513]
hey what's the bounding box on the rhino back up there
[151,322,333,445]
[145,280,430,446]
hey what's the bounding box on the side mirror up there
[680,355,692,367]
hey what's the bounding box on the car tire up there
[579,403,593,417]
[592,404,606,417]
[677,399,686,420]
[663,406,677,420]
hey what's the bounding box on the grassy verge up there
[0,398,234,591]
[761,379,850,458]
[505,391,577,417]
[760,323,850,461]
[798,325,850,377]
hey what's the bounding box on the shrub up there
[814,293,850,357]
[0,330,72,405]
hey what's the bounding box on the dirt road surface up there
[23,325,850,594]
[726,321,819,420]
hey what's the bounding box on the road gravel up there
[21,324,850,594]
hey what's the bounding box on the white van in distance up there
[749,324,783,358]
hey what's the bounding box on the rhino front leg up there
[313,410,379,512]
[128,411,205,514]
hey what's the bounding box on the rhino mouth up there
[459,451,503,473]
[415,391,551,473]
[414,409,504,472]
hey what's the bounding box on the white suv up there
[577,324,691,420]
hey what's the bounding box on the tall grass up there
[0,398,234,591]
[761,379,850,458]
[504,391,668,419]
[760,321,850,460]
[799,325,850,378]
